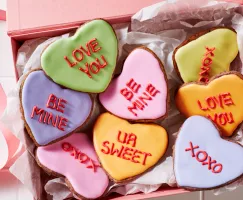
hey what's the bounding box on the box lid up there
[7,0,161,37]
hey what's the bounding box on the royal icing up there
[36,133,109,199]
[41,19,118,93]
[174,28,238,83]
[21,70,93,146]
[93,113,168,181]
[99,47,168,120]
[175,73,243,137]
[174,116,243,189]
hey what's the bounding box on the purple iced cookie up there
[20,70,93,146]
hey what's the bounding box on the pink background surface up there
[7,0,161,35]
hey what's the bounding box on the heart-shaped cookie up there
[99,47,168,121]
[21,70,93,146]
[36,133,109,199]
[173,28,238,83]
[175,72,243,137]
[93,112,168,182]
[174,116,243,190]
[41,19,118,93]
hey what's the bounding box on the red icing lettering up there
[138,92,152,106]
[78,152,89,163]
[80,42,91,56]
[101,141,110,154]
[120,79,160,117]
[221,92,234,106]
[86,158,101,172]
[128,100,145,117]
[218,113,227,125]
[204,47,216,57]
[198,46,215,83]
[96,55,107,69]
[196,151,208,162]
[126,79,141,93]
[31,105,68,131]
[46,94,57,109]
[56,99,67,113]
[207,112,234,126]
[64,39,107,78]
[47,112,59,127]
[198,76,209,83]
[185,141,199,157]
[58,117,68,131]
[64,56,77,67]
[186,142,223,174]
[110,143,124,157]
[62,142,100,172]
[142,152,152,165]
[212,163,223,173]
[198,92,235,126]
[225,112,234,123]
[206,97,216,109]
[46,94,67,113]
[146,83,160,97]
[117,131,127,144]
[62,142,73,152]
[31,106,44,122]
[101,132,152,166]
[131,150,142,164]
[79,64,92,78]
[72,49,84,62]
[71,147,80,159]
[117,131,137,148]
[120,88,133,101]
[89,38,102,52]
[122,147,133,160]
[202,156,216,170]
[199,66,210,76]
[197,100,209,111]
[127,133,137,148]
[202,57,212,66]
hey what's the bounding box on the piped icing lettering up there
[174,28,238,83]
[93,113,168,182]
[36,133,109,199]
[62,142,100,172]
[30,94,68,131]
[174,116,243,190]
[196,92,235,126]
[198,47,215,83]
[21,70,93,146]
[175,73,243,137]
[185,142,223,173]
[100,131,152,165]
[120,78,160,117]
[99,47,168,120]
[41,19,118,93]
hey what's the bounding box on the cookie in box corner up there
[99,46,169,122]
[174,116,243,190]
[41,19,118,93]
[175,71,243,137]
[173,27,238,83]
[36,133,109,199]
[20,69,93,146]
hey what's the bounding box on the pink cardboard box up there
[7,0,188,199]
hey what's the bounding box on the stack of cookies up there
[19,19,243,199]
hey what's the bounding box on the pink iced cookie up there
[99,47,168,121]
[36,133,109,199]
